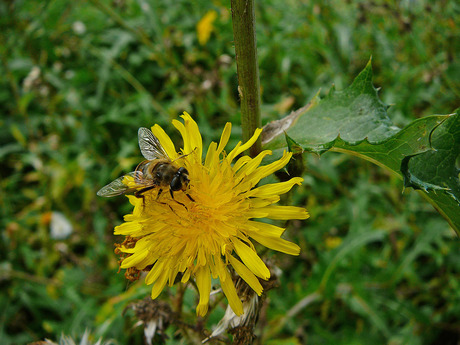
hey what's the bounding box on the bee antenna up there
[173,147,197,163]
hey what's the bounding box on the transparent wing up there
[138,127,169,161]
[96,171,155,197]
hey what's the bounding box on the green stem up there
[231,0,262,157]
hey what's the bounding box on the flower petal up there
[246,221,300,255]
[244,151,292,186]
[249,231,300,255]
[196,266,211,316]
[250,206,309,220]
[145,261,165,285]
[151,270,169,299]
[120,249,149,269]
[247,220,285,237]
[244,209,270,218]
[246,177,303,198]
[249,196,280,209]
[181,112,203,160]
[226,128,262,163]
[220,269,244,316]
[114,221,141,235]
[232,155,251,173]
[216,122,231,155]
[232,239,270,280]
[172,119,190,153]
[150,124,178,160]
[204,141,217,169]
[234,150,272,183]
[228,256,263,296]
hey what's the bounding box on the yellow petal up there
[127,195,140,206]
[250,205,309,220]
[181,112,203,160]
[214,255,228,280]
[132,236,151,250]
[244,209,269,218]
[249,231,301,255]
[172,119,190,154]
[232,239,270,280]
[125,195,143,218]
[204,141,217,169]
[237,128,263,155]
[234,150,272,181]
[120,249,149,269]
[114,221,141,235]
[197,248,206,267]
[181,268,191,283]
[232,155,251,173]
[228,256,263,296]
[118,246,136,254]
[196,10,217,45]
[247,177,303,198]
[151,271,168,299]
[168,268,179,287]
[150,124,178,160]
[245,151,292,185]
[247,220,285,237]
[249,196,280,208]
[216,122,232,155]
[196,266,211,316]
[226,141,241,163]
[220,269,244,316]
[226,128,262,162]
[145,261,165,285]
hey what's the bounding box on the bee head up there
[170,167,190,191]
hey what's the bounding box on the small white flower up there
[72,21,86,35]
[139,0,150,12]
[50,212,73,240]
[64,70,75,80]
[23,66,41,92]
[201,79,213,90]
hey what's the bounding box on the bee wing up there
[138,127,169,161]
[97,171,154,197]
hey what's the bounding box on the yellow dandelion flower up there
[325,236,342,250]
[110,113,309,316]
[197,10,218,45]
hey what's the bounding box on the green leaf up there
[263,61,460,235]
[402,112,460,195]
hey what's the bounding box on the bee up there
[97,127,194,205]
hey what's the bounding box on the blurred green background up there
[1,0,459,344]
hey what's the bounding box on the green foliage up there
[264,62,460,234]
[1,0,459,344]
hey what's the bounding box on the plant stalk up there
[231,0,262,157]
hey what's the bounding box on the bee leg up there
[170,189,188,210]
[156,188,163,200]
[135,186,156,197]
[135,186,155,209]
[185,193,195,202]
[154,188,177,210]
[139,195,146,209]
[152,189,175,213]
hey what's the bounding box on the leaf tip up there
[366,56,373,67]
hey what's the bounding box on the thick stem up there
[231,0,262,157]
